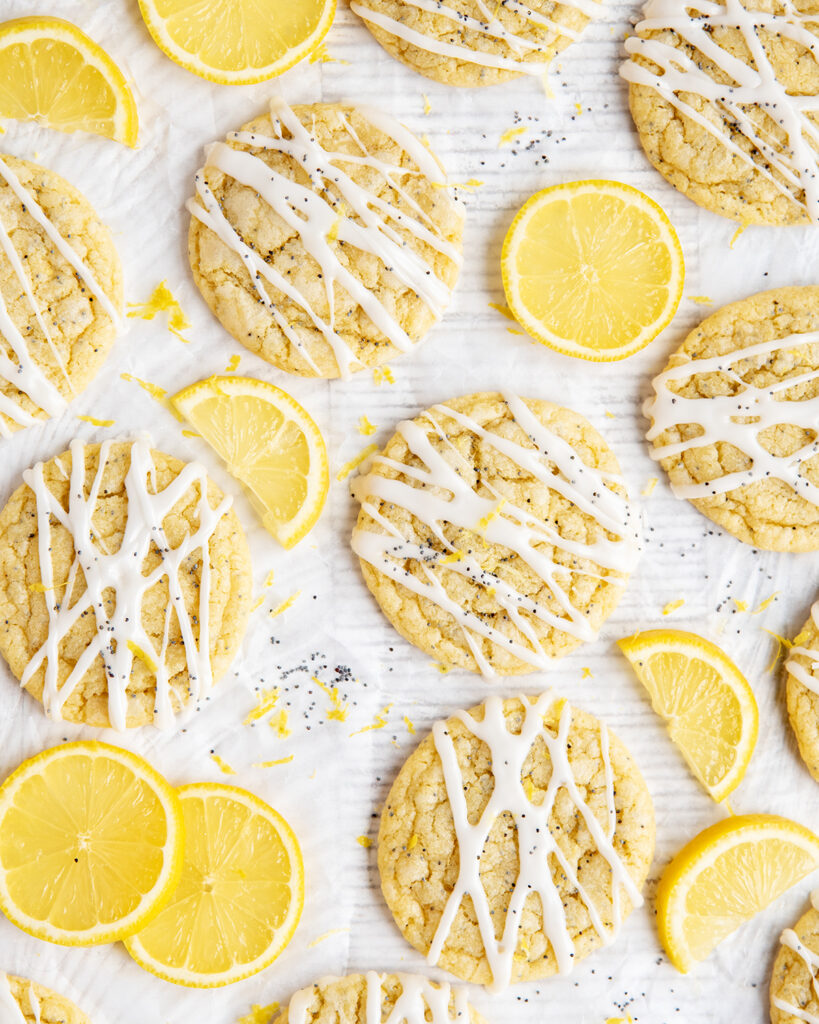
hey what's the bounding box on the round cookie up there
[622,0,819,225]
[188,97,463,380]
[1,973,91,1024]
[349,0,598,88]
[378,694,655,991]
[0,154,122,436]
[274,972,486,1024]
[351,391,640,675]
[770,901,819,1023]
[784,602,819,782]
[0,438,252,730]
[645,287,819,550]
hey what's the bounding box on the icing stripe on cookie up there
[0,974,38,1024]
[645,331,819,502]
[287,973,470,1024]
[21,437,232,732]
[188,98,462,380]
[427,694,642,993]
[773,900,819,1023]
[351,394,639,675]
[786,603,819,695]
[621,0,819,220]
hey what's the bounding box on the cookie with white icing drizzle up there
[0,438,252,731]
[351,392,639,675]
[785,605,819,782]
[350,0,601,87]
[622,0,819,225]
[378,694,654,992]
[0,972,92,1024]
[0,155,122,436]
[187,98,464,380]
[770,895,819,1023]
[645,286,819,549]
[274,972,485,1024]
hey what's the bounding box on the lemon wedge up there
[618,629,758,802]
[172,376,329,549]
[0,17,138,146]
[501,180,684,360]
[0,742,183,945]
[125,782,304,986]
[657,814,819,972]
[138,0,336,84]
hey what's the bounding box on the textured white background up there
[1,1,819,1022]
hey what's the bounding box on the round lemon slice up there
[137,0,336,85]
[124,782,304,987]
[618,629,758,803]
[501,180,684,361]
[0,742,184,945]
[172,376,329,549]
[657,814,819,973]
[0,17,138,146]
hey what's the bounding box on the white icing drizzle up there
[288,972,470,1024]
[425,694,643,994]
[645,331,819,502]
[21,437,232,732]
[786,601,819,695]
[188,97,462,380]
[774,896,819,1023]
[0,156,120,435]
[0,974,36,1024]
[350,0,600,75]
[351,393,639,675]
[621,0,819,220]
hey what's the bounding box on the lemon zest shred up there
[224,354,241,373]
[408,833,419,850]
[422,93,431,115]
[269,591,301,618]
[181,429,200,438]
[753,592,779,614]
[358,415,377,436]
[253,755,294,768]
[264,570,276,588]
[733,598,749,612]
[435,662,451,673]
[312,676,349,721]
[337,443,378,481]
[440,549,464,564]
[730,223,749,248]
[477,498,507,534]
[127,640,158,673]
[641,477,658,497]
[604,410,615,419]
[581,667,593,679]
[29,580,67,594]
[433,178,484,191]
[357,835,373,848]
[499,126,527,146]
[373,365,395,385]
[250,594,265,612]
[307,927,350,947]
[211,753,236,775]
[244,687,280,724]
[404,714,415,735]
[238,1002,280,1024]
[662,598,685,615]
[77,414,114,427]
[350,703,392,736]
[120,373,179,417]
[127,281,191,342]
[574,102,583,116]
[269,708,292,739]
[688,295,714,305]
[507,327,526,336]
[762,627,793,672]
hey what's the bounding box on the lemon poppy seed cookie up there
[0,438,252,730]
[188,98,464,380]
[0,155,122,435]
[622,0,819,225]
[274,972,487,1024]
[378,694,655,992]
[351,392,640,675]
[785,604,819,782]
[770,897,819,1022]
[0,973,91,1024]
[645,287,819,550]
[350,0,601,88]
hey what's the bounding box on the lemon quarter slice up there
[172,376,329,549]
[0,742,183,945]
[657,814,819,972]
[125,782,304,987]
[618,629,758,802]
[0,17,138,146]
[501,180,684,360]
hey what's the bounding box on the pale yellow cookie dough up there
[0,442,252,728]
[785,607,819,782]
[4,974,91,1024]
[378,696,655,987]
[188,103,463,379]
[770,905,819,1023]
[649,287,819,550]
[352,0,594,87]
[0,155,122,433]
[353,392,635,674]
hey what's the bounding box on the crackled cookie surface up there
[351,391,639,675]
[350,0,600,88]
[0,155,122,436]
[1,973,91,1024]
[646,287,819,550]
[770,899,819,1023]
[0,438,251,730]
[378,694,655,991]
[188,98,463,379]
[785,604,819,782]
[622,0,819,225]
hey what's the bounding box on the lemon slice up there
[172,376,329,549]
[0,17,138,146]
[125,782,304,987]
[0,742,183,945]
[618,629,758,803]
[657,814,819,973]
[137,0,336,85]
[501,180,684,360]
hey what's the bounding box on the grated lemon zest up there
[730,223,749,248]
[434,662,451,673]
[581,667,593,679]
[762,627,793,672]
[120,373,179,417]
[663,598,685,615]
[224,354,241,373]
[264,570,276,588]
[337,443,378,481]
[244,687,280,724]
[127,281,191,342]
[127,640,158,673]
[688,295,713,305]
[733,598,749,612]
[499,126,527,146]
[357,835,372,848]
[404,714,415,734]
[307,927,350,947]
[238,1002,280,1024]
[312,676,349,721]
[478,498,507,534]
[29,580,67,594]
[423,93,431,114]
[350,703,392,736]
[77,414,114,427]
[574,102,583,116]
[373,365,395,385]
[641,477,658,497]
[753,592,779,614]
[358,415,377,436]
[211,753,236,775]
[269,709,292,739]
[253,755,294,768]
[440,549,464,564]
[269,591,300,618]
[181,429,200,438]
[408,833,419,850]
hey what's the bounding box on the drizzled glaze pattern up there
[20,438,232,732]
[188,98,462,380]
[0,974,39,1024]
[622,0,819,221]
[773,893,819,1023]
[352,394,639,674]
[287,973,470,1024]
[0,157,120,436]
